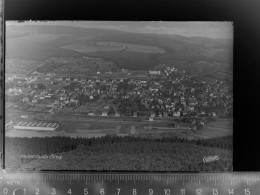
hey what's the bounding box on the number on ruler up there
[100,188,105,195]
[3,188,8,194]
[213,189,218,195]
[164,189,170,195]
[133,188,137,195]
[35,188,39,194]
[117,188,120,195]
[68,189,72,194]
[228,189,234,195]
[196,189,202,195]
[245,189,250,195]
[52,188,56,194]
[149,189,153,195]
[84,188,88,195]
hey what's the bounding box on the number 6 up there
[100,188,105,195]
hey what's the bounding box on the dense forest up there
[5,135,232,171]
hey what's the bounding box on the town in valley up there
[5,21,233,171]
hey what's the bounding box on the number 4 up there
[68,189,72,194]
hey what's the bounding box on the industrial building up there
[14,121,59,131]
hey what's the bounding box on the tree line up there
[5,135,232,171]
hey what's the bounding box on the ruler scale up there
[0,172,260,195]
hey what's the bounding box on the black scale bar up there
[0,172,260,195]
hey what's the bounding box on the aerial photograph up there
[5,21,233,171]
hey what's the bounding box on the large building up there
[149,70,161,75]
[14,121,59,131]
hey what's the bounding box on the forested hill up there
[6,25,232,74]
[6,135,232,171]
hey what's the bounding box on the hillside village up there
[5,22,233,172]
[6,63,233,129]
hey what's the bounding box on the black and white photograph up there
[5,21,233,171]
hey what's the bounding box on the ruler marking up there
[4,172,260,194]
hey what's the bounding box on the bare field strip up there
[61,41,165,53]
[197,119,233,138]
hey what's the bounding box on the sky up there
[7,21,233,39]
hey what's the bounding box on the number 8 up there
[52,188,56,194]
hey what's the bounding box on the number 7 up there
[117,188,120,195]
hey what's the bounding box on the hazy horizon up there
[6,21,233,40]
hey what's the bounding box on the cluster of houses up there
[5,65,233,121]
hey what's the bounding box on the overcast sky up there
[7,21,233,39]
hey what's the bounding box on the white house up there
[173,111,180,117]
[102,111,108,116]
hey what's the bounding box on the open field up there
[6,115,233,140]
[6,24,232,76]
[61,41,165,53]
[5,59,45,74]
[33,56,116,74]
[7,33,69,46]
[197,118,233,138]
